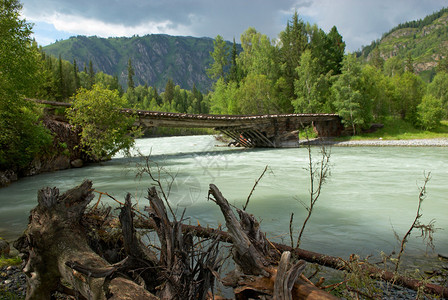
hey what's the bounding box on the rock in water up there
[0,238,10,256]
[438,253,448,260]
[71,159,84,168]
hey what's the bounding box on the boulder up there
[70,159,84,168]
[0,170,18,187]
[0,238,10,256]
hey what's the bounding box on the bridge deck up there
[31,99,339,129]
[31,99,342,147]
[126,108,339,128]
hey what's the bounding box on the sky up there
[21,0,447,52]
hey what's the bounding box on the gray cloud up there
[21,0,447,51]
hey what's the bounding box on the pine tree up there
[57,54,64,101]
[228,38,240,83]
[405,53,415,73]
[164,79,175,104]
[279,12,307,100]
[88,60,95,89]
[325,26,345,75]
[73,59,80,91]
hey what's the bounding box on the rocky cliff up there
[43,34,236,92]
[357,8,448,75]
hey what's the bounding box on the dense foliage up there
[205,11,448,133]
[0,0,52,170]
[67,85,141,161]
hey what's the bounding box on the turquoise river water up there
[0,135,447,266]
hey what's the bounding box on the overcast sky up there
[21,0,447,52]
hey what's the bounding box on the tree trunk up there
[14,180,157,300]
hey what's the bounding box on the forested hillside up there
[43,35,235,92]
[357,7,448,80]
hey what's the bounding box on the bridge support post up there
[313,119,343,137]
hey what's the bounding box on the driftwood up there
[144,186,220,300]
[137,212,448,298]
[15,180,223,300]
[208,184,338,300]
[14,180,156,300]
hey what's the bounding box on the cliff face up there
[43,34,234,92]
[358,8,448,74]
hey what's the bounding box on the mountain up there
[357,7,448,77]
[43,34,232,92]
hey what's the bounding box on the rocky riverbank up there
[297,137,448,147]
[0,116,87,188]
[0,262,435,299]
[0,265,26,298]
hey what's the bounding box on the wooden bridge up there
[33,99,342,148]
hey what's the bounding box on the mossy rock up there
[0,238,10,256]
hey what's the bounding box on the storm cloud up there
[21,0,446,51]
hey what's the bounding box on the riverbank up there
[297,137,448,147]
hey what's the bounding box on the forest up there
[2,0,448,173]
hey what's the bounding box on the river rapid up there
[0,135,447,268]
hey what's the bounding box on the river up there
[0,135,447,267]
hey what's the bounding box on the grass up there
[0,256,21,268]
[338,118,448,141]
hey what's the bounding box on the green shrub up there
[67,84,141,161]
[417,94,444,130]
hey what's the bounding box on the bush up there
[417,94,444,130]
[67,85,141,161]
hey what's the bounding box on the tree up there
[369,48,384,70]
[57,54,64,100]
[67,85,141,161]
[88,60,95,89]
[237,73,275,115]
[0,0,52,170]
[392,71,425,123]
[228,38,240,84]
[239,28,276,79]
[209,78,239,114]
[323,26,345,75]
[73,59,80,91]
[293,50,331,113]
[384,56,404,77]
[427,71,448,117]
[332,54,372,134]
[164,79,175,104]
[127,58,135,91]
[417,94,444,130]
[405,53,415,73]
[207,35,229,80]
[278,12,307,100]
[361,65,392,119]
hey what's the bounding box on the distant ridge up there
[43,34,235,92]
[357,7,448,77]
